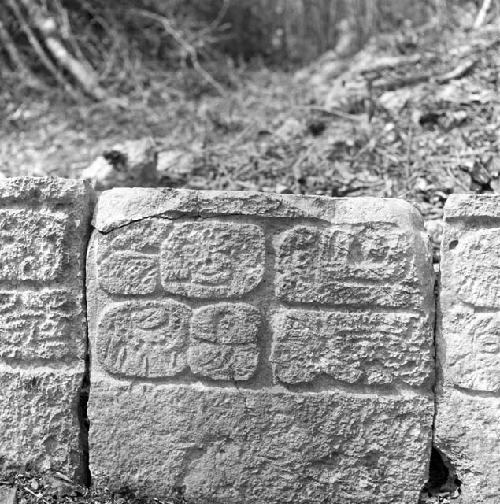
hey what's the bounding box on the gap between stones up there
[418,270,461,502]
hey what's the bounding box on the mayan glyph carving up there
[275,223,414,306]
[97,300,191,377]
[436,195,500,503]
[88,189,435,504]
[188,303,261,380]
[160,222,265,298]
[0,177,93,481]
[271,310,432,387]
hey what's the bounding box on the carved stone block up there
[88,189,435,503]
[0,177,93,481]
[436,194,500,503]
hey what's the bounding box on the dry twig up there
[130,8,226,96]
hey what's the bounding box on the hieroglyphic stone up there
[96,300,191,378]
[89,189,435,503]
[0,208,67,281]
[0,289,84,361]
[0,177,93,481]
[188,303,260,381]
[271,309,433,388]
[436,194,500,503]
[275,224,417,307]
[160,222,265,298]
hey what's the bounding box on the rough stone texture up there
[0,485,17,504]
[0,178,92,481]
[436,194,500,503]
[88,188,435,503]
[160,222,265,298]
[271,309,433,387]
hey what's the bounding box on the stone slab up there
[0,177,93,481]
[436,194,500,503]
[88,189,435,503]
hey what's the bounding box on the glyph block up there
[88,188,435,503]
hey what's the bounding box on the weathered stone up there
[88,189,435,503]
[99,252,159,295]
[0,177,92,481]
[0,289,84,361]
[435,389,500,502]
[0,208,67,282]
[188,303,261,380]
[0,485,17,504]
[89,382,433,504]
[0,366,83,479]
[436,194,500,503]
[160,222,265,298]
[275,223,422,307]
[96,301,191,378]
[271,309,433,388]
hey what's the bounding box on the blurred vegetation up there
[0,0,482,99]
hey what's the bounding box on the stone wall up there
[0,178,497,503]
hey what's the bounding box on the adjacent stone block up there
[0,177,92,481]
[88,189,435,503]
[436,194,500,503]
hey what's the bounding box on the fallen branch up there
[16,0,106,100]
[0,6,35,79]
[435,60,477,84]
[474,0,493,29]
[6,0,78,97]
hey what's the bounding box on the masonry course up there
[87,188,435,504]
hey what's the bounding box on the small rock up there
[0,485,17,504]
[274,118,304,142]
[40,473,74,497]
[157,149,194,183]
[82,138,158,190]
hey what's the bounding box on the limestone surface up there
[0,177,92,481]
[88,189,435,503]
[436,194,500,503]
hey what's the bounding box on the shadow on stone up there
[420,446,461,501]
[78,353,91,487]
